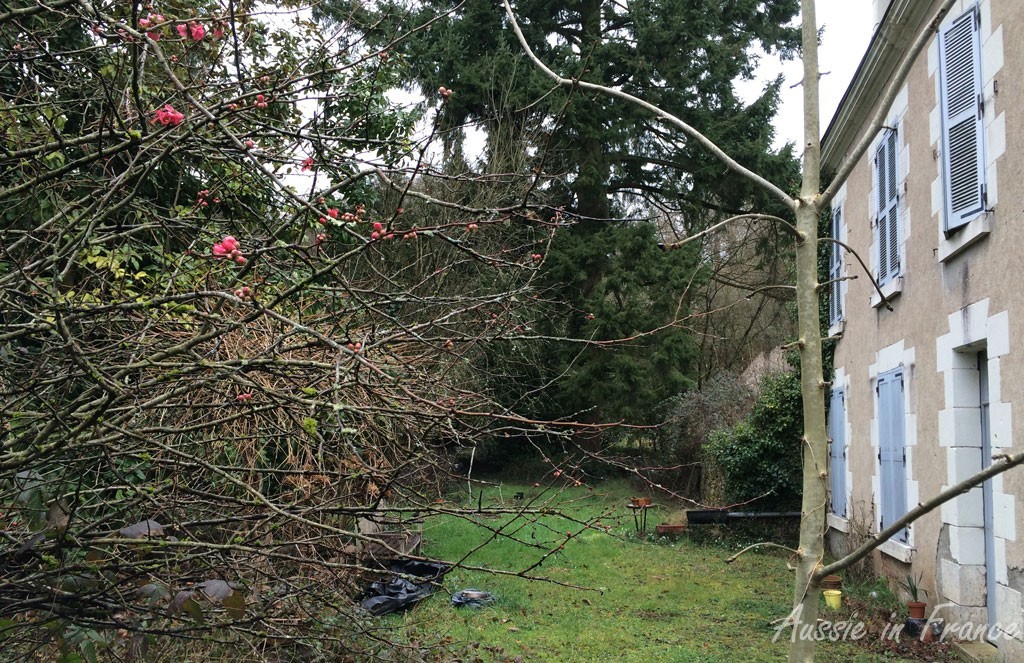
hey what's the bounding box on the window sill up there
[871,276,903,309]
[939,214,991,262]
[880,539,915,563]
[827,319,845,338]
[827,514,850,533]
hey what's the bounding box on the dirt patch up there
[832,597,963,661]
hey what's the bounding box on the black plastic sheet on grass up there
[359,560,449,616]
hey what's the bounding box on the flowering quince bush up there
[0,1,583,661]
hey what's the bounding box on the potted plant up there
[900,573,929,619]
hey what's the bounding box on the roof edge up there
[820,0,938,173]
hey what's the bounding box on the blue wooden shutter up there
[829,207,843,326]
[877,369,907,542]
[875,129,899,285]
[938,7,986,233]
[828,388,847,518]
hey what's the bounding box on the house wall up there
[827,0,1024,654]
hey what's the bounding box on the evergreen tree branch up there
[501,0,796,212]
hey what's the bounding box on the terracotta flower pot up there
[907,601,927,619]
[821,575,842,591]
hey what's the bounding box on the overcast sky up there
[738,1,876,150]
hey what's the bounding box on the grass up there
[376,480,926,662]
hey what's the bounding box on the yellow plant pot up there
[823,590,842,610]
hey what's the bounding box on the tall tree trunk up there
[574,0,610,222]
[789,0,827,659]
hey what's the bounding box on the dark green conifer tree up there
[319,0,802,428]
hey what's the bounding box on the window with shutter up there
[875,129,900,285]
[877,369,907,543]
[938,7,986,233]
[828,207,843,327]
[828,388,847,518]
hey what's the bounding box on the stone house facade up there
[823,0,1024,656]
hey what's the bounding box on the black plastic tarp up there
[359,559,449,616]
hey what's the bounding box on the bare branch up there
[819,450,1024,579]
[501,0,797,212]
[818,237,892,311]
[820,0,957,208]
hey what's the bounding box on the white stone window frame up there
[827,365,852,534]
[936,299,1019,643]
[869,85,910,309]
[929,0,1005,262]
[869,340,918,562]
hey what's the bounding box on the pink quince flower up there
[176,22,205,41]
[212,235,241,259]
[213,24,225,39]
[301,157,314,171]
[151,104,185,127]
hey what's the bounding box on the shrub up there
[703,370,803,511]
[648,372,755,496]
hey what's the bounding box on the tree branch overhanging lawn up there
[500,0,1008,660]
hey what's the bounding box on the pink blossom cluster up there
[318,208,348,224]
[196,189,220,208]
[254,94,268,109]
[236,392,253,402]
[152,104,184,127]
[212,235,246,265]
[138,14,166,41]
[234,285,251,299]
[176,22,206,41]
[301,157,315,172]
[317,203,366,226]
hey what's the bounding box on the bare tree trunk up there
[788,1,827,660]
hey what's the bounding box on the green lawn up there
[375,480,914,662]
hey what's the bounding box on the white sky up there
[738,1,876,150]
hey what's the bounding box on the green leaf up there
[80,639,97,663]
